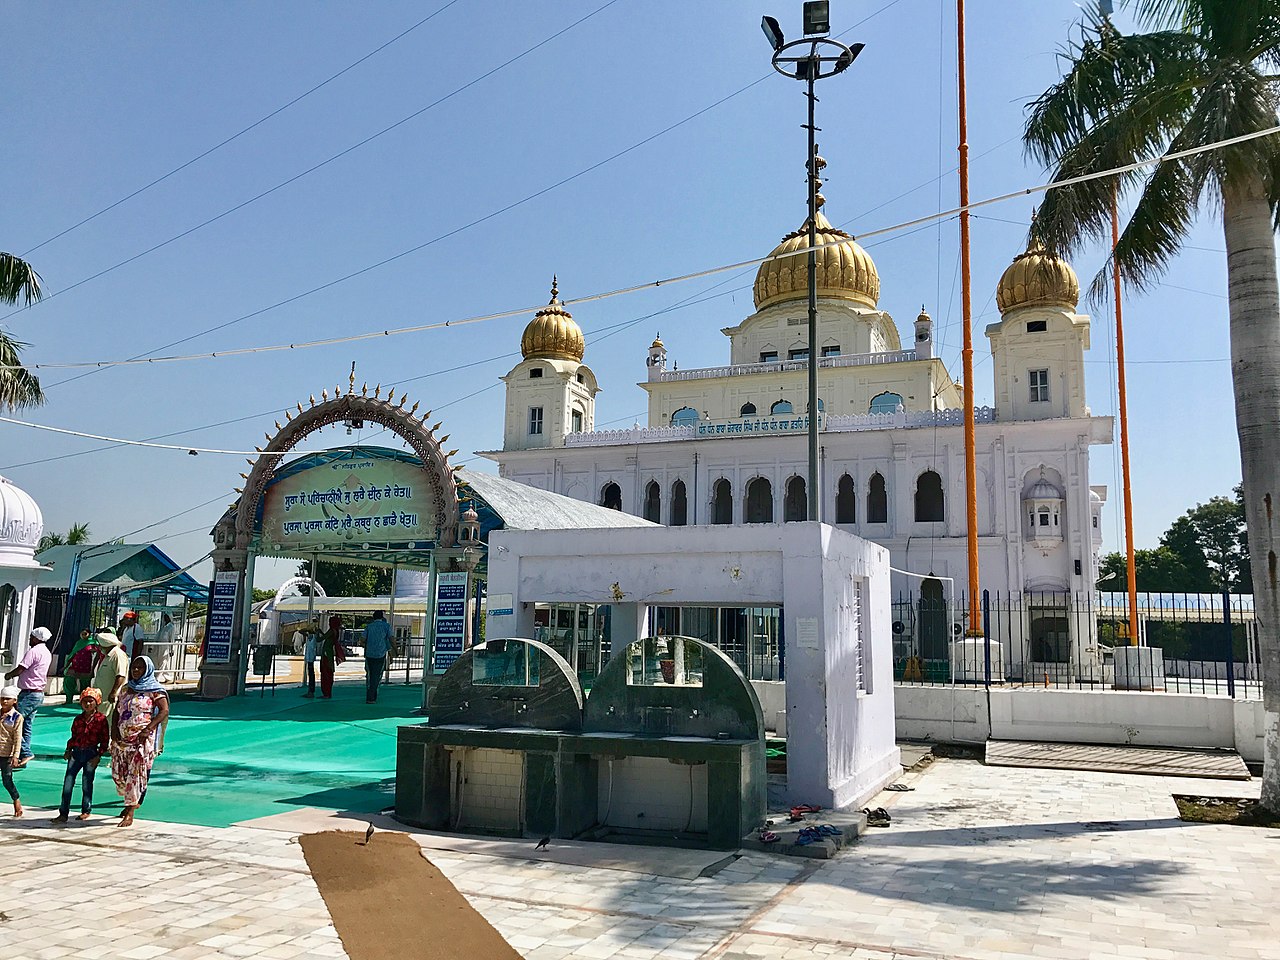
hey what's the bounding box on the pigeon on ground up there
[361,822,375,846]
[534,836,551,850]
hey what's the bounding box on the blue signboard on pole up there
[205,570,239,664]
[432,571,469,674]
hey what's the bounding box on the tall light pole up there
[764,2,862,521]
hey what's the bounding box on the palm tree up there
[1023,0,1280,811]
[0,251,47,410]
[66,522,91,545]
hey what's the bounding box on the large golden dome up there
[996,233,1080,313]
[521,277,584,362]
[753,211,880,310]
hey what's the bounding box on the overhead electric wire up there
[13,121,1273,375]
[2,0,621,327]
[0,279,752,470]
[29,0,909,393]
[18,0,463,258]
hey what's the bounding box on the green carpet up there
[17,680,422,828]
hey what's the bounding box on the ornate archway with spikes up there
[203,374,469,700]
[213,375,461,557]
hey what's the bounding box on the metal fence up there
[891,589,1261,699]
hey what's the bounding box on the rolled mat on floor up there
[300,830,521,960]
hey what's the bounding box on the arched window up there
[771,399,793,415]
[808,398,825,413]
[671,407,699,427]
[836,474,856,523]
[670,480,688,526]
[643,480,661,523]
[869,392,903,415]
[784,476,807,522]
[711,479,733,525]
[867,473,888,523]
[914,470,944,522]
[739,402,757,417]
[600,482,622,511]
[745,477,773,523]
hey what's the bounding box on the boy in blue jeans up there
[51,686,110,824]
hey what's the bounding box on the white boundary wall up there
[891,684,1270,763]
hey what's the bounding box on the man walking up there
[301,630,318,698]
[363,611,393,704]
[4,626,52,767]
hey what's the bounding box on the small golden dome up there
[650,333,665,350]
[996,233,1080,313]
[521,276,584,362]
[753,211,880,310]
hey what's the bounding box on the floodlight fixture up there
[1098,0,1114,17]
[761,15,785,52]
[802,1,830,36]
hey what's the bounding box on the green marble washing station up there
[396,636,766,850]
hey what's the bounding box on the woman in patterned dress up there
[110,656,169,827]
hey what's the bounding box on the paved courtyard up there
[3,742,1278,960]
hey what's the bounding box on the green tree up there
[0,252,47,410]
[1159,489,1251,592]
[37,521,92,553]
[1098,546,1202,592]
[296,559,392,597]
[1024,0,1280,810]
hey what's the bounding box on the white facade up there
[482,210,1113,612]
[0,474,46,668]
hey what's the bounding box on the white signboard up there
[696,414,822,437]
[433,571,469,674]
[205,570,239,664]
[261,455,437,549]
[487,593,514,618]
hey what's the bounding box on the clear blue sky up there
[2,1,1244,589]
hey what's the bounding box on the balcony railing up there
[656,349,918,382]
[563,406,996,447]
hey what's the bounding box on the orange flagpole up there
[958,0,981,633]
[1111,183,1139,645]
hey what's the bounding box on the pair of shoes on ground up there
[862,807,891,828]
[788,803,822,823]
[795,824,842,845]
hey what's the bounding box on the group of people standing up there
[299,610,396,703]
[2,624,169,827]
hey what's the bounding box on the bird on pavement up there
[534,836,550,850]
[361,822,375,846]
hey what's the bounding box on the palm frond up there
[0,331,45,411]
[0,253,44,307]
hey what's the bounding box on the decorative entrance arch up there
[204,381,463,698]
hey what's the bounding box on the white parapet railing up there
[655,349,918,382]
[564,406,997,447]
[825,405,996,433]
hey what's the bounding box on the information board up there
[205,570,239,664]
[432,571,469,674]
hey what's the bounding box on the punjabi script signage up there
[261,456,437,549]
[696,414,822,437]
[433,571,469,674]
[205,570,238,664]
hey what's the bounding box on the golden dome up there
[996,233,1080,313]
[521,276,584,362]
[753,211,880,310]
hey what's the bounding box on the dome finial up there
[522,276,584,362]
[549,275,559,303]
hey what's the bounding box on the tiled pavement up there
[3,759,1278,960]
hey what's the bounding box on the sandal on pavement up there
[759,830,780,844]
[863,807,891,828]
[886,783,914,792]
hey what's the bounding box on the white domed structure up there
[0,473,44,569]
[0,473,47,672]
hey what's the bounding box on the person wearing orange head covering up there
[52,686,109,824]
[319,615,342,699]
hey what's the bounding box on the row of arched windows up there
[670,392,901,425]
[604,470,945,525]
